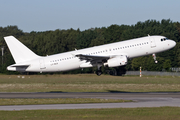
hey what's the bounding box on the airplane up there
[4,35,176,76]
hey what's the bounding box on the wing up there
[75,53,128,68]
[75,54,110,68]
[75,54,110,62]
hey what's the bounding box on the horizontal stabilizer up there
[10,64,30,67]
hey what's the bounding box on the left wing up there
[75,54,110,68]
[75,53,128,68]
[75,54,110,62]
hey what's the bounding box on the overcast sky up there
[0,0,179,32]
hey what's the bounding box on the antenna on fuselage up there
[148,34,150,37]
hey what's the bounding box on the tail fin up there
[4,36,39,63]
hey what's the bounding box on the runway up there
[0,92,180,110]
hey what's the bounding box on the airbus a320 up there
[4,35,176,76]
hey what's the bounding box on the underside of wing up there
[75,54,110,62]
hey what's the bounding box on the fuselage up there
[7,35,176,73]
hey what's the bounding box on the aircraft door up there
[39,59,46,71]
[149,37,156,48]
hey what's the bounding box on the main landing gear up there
[96,64,102,76]
[152,54,158,63]
[96,70,102,76]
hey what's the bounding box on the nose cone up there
[170,40,176,48]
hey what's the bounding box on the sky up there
[0,0,180,32]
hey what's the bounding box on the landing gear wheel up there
[109,70,114,75]
[96,70,102,76]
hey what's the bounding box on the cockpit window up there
[161,38,168,41]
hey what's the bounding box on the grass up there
[0,98,131,105]
[0,107,180,120]
[0,74,180,92]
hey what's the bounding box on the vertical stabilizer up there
[4,36,39,63]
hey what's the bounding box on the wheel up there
[109,70,114,75]
[96,70,102,76]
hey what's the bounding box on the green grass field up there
[0,74,180,92]
[0,107,180,120]
[0,98,131,105]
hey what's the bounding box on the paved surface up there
[0,92,180,110]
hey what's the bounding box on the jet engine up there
[104,55,127,67]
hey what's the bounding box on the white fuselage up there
[7,35,176,73]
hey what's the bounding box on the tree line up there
[0,19,180,74]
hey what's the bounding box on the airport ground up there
[0,74,180,92]
[0,74,180,119]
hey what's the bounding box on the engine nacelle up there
[104,55,127,67]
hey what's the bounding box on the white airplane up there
[4,35,176,76]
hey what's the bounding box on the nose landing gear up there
[152,54,158,63]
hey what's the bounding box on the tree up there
[163,59,171,71]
